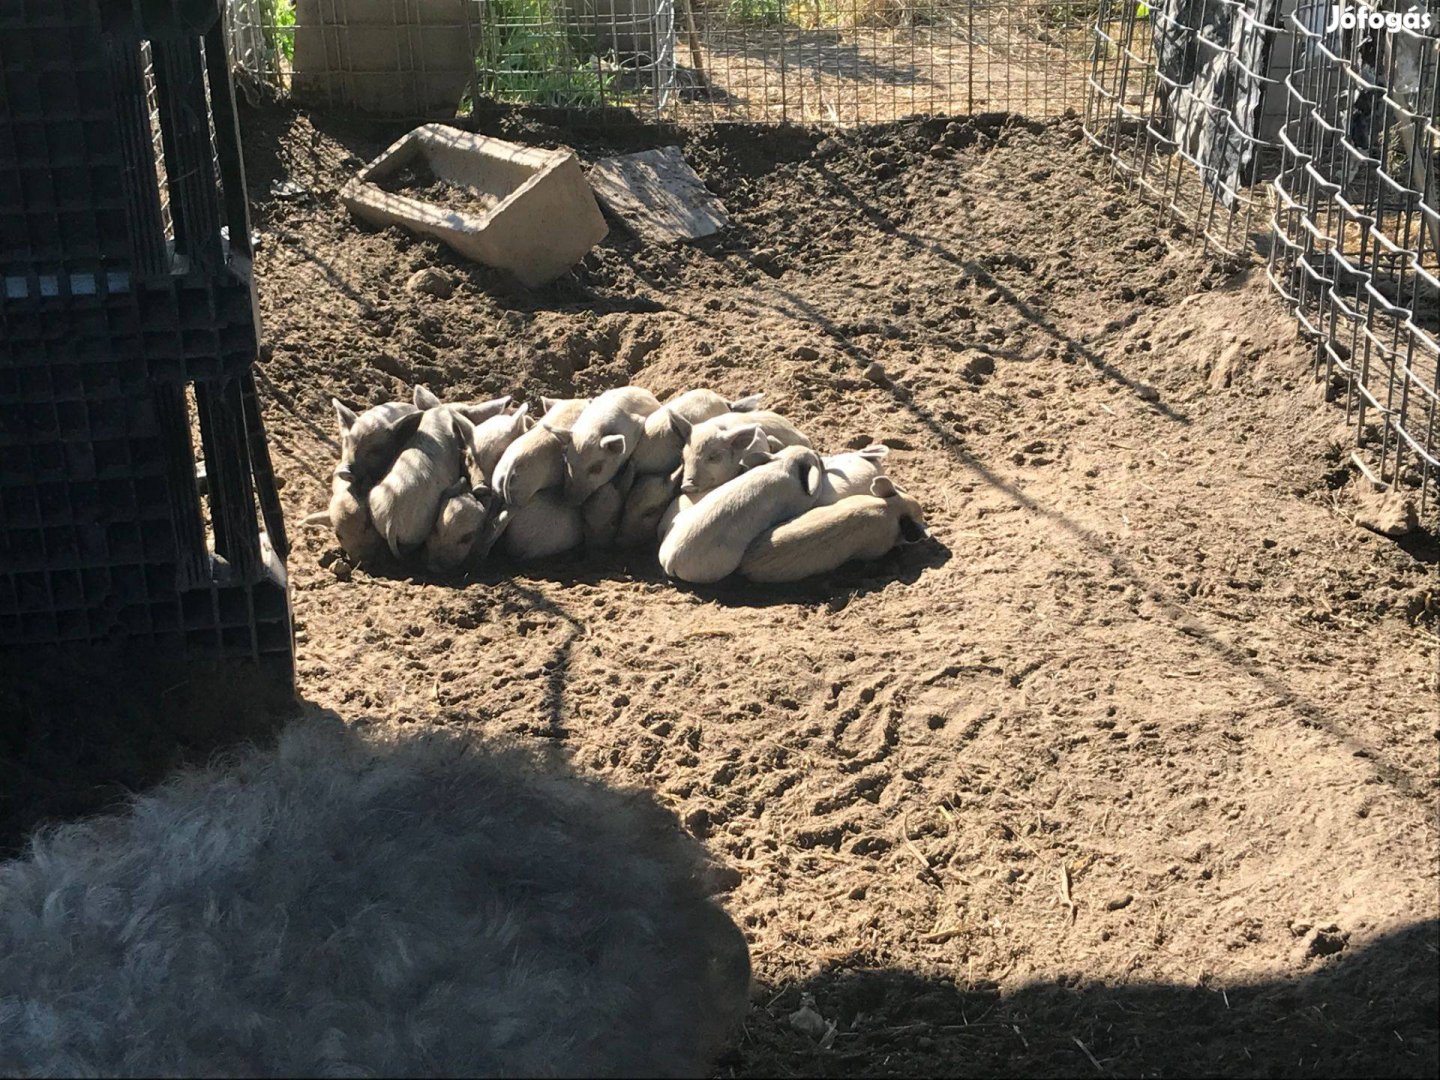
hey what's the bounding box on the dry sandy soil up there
[201,103,1440,1075]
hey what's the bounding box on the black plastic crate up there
[0,0,292,693]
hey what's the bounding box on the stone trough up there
[341,125,608,287]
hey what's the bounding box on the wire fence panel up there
[1085,0,1288,256]
[1268,0,1439,514]
[219,0,1096,122]
[1086,0,1438,521]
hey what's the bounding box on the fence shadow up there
[732,918,1440,1077]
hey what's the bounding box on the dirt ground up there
[237,103,1438,1076]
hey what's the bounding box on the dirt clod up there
[406,268,454,299]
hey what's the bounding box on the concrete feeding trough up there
[341,125,608,287]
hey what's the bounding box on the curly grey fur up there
[0,719,751,1078]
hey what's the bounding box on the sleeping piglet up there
[628,389,763,477]
[552,387,661,505]
[658,445,824,584]
[331,397,422,489]
[738,476,929,583]
[677,410,812,495]
[492,398,588,508]
[368,393,476,559]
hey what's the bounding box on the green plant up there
[473,0,617,108]
[726,0,788,26]
[258,0,296,72]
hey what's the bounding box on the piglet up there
[501,489,584,561]
[739,476,929,583]
[817,444,890,505]
[677,410,812,495]
[463,402,530,487]
[629,390,763,477]
[492,398,588,507]
[552,387,661,505]
[423,480,508,575]
[332,398,422,489]
[368,402,475,560]
[581,462,634,550]
[618,471,679,548]
[658,445,824,584]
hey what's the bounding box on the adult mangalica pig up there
[738,476,930,583]
[331,397,422,488]
[658,445,824,584]
[368,392,476,559]
[678,410,812,495]
[492,398,588,508]
[552,387,661,505]
[628,390,763,477]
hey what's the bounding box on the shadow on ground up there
[730,918,1440,1077]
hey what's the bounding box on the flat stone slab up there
[588,147,730,244]
[341,124,608,287]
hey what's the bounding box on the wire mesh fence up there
[221,0,1097,123]
[1268,0,1439,515]
[1085,0,1438,520]
[1084,0,1289,257]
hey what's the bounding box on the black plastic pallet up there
[0,0,292,684]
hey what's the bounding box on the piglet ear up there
[414,385,443,410]
[801,462,822,497]
[450,409,477,447]
[454,395,510,423]
[737,427,774,470]
[600,433,627,456]
[390,411,424,443]
[333,399,358,434]
[900,516,929,544]
[668,411,694,442]
[726,424,762,451]
[870,476,897,499]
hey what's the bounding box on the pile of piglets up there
[311,385,930,583]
